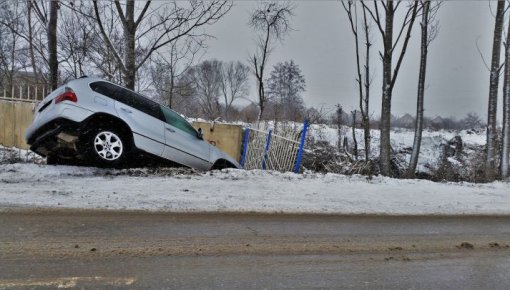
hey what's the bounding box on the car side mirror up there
[197,128,203,140]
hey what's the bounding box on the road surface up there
[1,210,510,289]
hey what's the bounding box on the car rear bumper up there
[27,118,84,157]
[25,103,93,142]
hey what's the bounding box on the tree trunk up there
[501,11,510,179]
[124,0,136,90]
[342,2,371,161]
[486,0,506,181]
[379,1,394,176]
[336,105,344,150]
[27,3,39,84]
[408,0,430,178]
[256,75,265,124]
[352,111,358,160]
[362,7,371,162]
[48,0,59,90]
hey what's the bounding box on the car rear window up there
[90,81,123,100]
[90,81,164,121]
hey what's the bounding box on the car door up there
[159,105,212,170]
[113,88,166,157]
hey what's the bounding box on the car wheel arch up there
[81,113,134,147]
[211,159,237,170]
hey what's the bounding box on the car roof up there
[78,77,192,123]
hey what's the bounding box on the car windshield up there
[160,105,198,137]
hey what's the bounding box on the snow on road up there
[0,163,509,215]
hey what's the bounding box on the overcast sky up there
[201,1,498,119]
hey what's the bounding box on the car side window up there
[160,106,198,137]
[123,89,164,121]
[90,81,164,121]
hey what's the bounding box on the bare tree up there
[221,61,250,120]
[26,1,43,83]
[91,0,232,90]
[305,105,330,124]
[183,59,223,119]
[29,0,54,85]
[342,1,372,161]
[151,38,201,108]
[486,0,506,180]
[461,112,483,130]
[407,0,441,178]
[502,7,510,180]
[0,1,31,95]
[84,3,125,84]
[47,0,58,90]
[361,0,419,176]
[249,1,294,123]
[0,0,68,89]
[58,3,95,81]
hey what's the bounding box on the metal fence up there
[240,120,309,173]
[0,85,48,103]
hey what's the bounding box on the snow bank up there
[0,163,509,215]
[0,145,44,164]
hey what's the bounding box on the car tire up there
[84,127,130,168]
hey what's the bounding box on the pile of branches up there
[301,140,377,176]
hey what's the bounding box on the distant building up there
[395,113,415,128]
[430,116,444,128]
[1,71,48,100]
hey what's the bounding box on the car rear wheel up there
[85,127,130,167]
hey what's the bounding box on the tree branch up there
[92,1,126,73]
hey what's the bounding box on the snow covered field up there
[0,163,509,215]
[308,125,486,173]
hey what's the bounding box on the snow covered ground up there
[0,163,509,215]
[308,125,486,173]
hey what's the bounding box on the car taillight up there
[54,89,77,104]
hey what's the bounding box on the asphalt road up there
[1,210,510,289]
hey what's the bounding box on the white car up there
[25,76,240,170]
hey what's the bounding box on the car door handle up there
[166,127,175,133]
[121,107,132,113]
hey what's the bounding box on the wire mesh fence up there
[241,121,309,173]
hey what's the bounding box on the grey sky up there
[202,1,496,119]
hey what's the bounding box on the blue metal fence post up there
[240,128,250,167]
[294,120,309,173]
[261,129,272,170]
